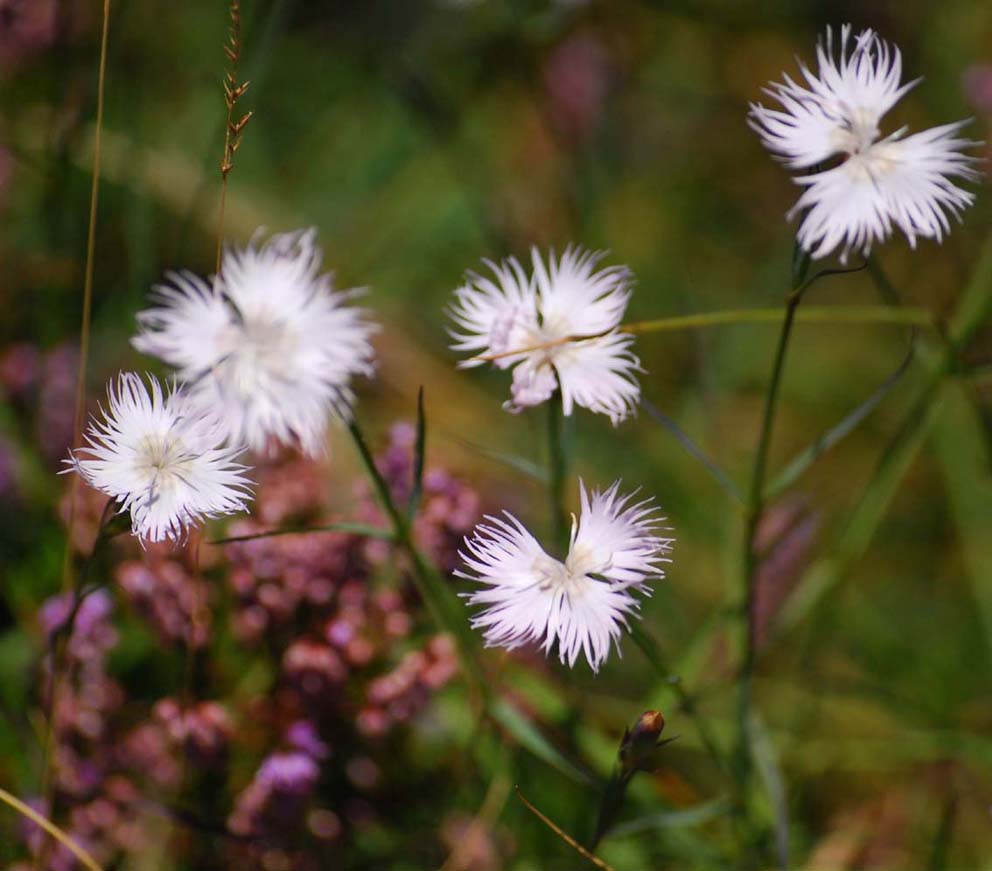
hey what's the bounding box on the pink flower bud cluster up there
[116,559,210,648]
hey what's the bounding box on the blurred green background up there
[1,0,991,868]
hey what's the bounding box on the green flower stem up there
[734,282,808,865]
[623,304,931,335]
[346,420,487,692]
[546,393,569,554]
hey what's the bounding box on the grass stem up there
[43,3,111,864]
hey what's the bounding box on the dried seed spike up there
[216,0,249,272]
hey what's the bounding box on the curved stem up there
[468,306,933,365]
[624,304,931,334]
[0,786,104,871]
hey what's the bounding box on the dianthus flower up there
[133,228,377,455]
[749,25,979,261]
[458,480,672,671]
[449,246,641,423]
[66,373,252,543]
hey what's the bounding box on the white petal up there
[131,272,232,375]
[133,228,377,456]
[551,579,641,671]
[791,123,979,261]
[749,25,916,169]
[552,333,641,424]
[570,480,673,586]
[459,482,674,672]
[448,257,539,369]
[532,246,631,339]
[66,373,252,543]
[505,358,557,413]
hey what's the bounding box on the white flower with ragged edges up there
[749,24,979,261]
[458,480,673,672]
[132,228,377,456]
[65,373,252,543]
[448,246,641,424]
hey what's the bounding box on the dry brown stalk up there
[515,787,617,871]
[216,0,252,272]
[39,1,113,867]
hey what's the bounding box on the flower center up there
[831,105,881,156]
[218,314,296,395]
[134,431,194,495]
[531,553,580,594]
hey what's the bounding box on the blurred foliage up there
[1,0,991,868]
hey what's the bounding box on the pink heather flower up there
[132,228,377,456]
[448,246,642,424]
[458,480,673,672]
[749,25,980,261]
[65,373,252,543]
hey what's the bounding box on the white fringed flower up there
[65,373,252,543]
[132,228,377,456]
[749,24,979,261]
[448,246,641,424]
[458,481,673,672]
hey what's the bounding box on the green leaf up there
[764,337,915,501]
[931,379,992,665]
[453,438,548,482]
[489,699,597,787]
[748,711,789,870]
[607,798,731,836]
[774,232,992,639]
[209,522,394,545]
[346,420,488,691]
[775,383,941,636]
[407,386,426,520]
[641,399,743,504]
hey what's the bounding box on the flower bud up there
[619,710,667,774]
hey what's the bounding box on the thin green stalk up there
[43,3,111,864]
[210,521,393,544]
[546,394,568,553]
[737,289,803,759]
[472,304,931,368]
[865,256,903,305]
[0,786,103,871]
[734,253,827,865]
[623,304,932,335]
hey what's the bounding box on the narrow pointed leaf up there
[765,338,915,501]
[748,710,790,870]
[608,797,731,836]
[407,386,426,520]
[346,420,487,690]
[641,399,744,504]
[490,700,596,787]
[210,522,394,545]
[453,438,548,482]
[931,379,992,665]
